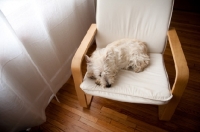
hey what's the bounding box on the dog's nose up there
[106,84,111,88]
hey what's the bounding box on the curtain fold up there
[0,0,95,131]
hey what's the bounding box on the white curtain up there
[0,0,95,131]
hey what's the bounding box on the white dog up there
[85,38,150,88]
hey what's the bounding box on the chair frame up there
[71,24,189,121]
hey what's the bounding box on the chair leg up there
[158,95,180,121]
[75,85,88,108]
[76,90,93,108]
[73,77,93,108]
[86,93,93,106]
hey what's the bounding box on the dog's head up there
[85,51,116,88]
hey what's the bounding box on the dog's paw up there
[95,80,101,86]
[134,67,143,73]
[89,76,96,79]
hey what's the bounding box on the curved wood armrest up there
[71,24,97,107]
[159,28,189,120]
[159,28,189,121]
[167,28,189,94]
[72,24,97,75]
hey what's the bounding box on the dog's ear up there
[85,55,91,63]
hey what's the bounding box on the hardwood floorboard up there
[46,103,100,132]
[40,121,64,132]
[110,120,135,132]
[31,10,200,132]
[96,119,127,132]
[171,10,200,25]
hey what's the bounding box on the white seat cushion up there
[80,53,172,105]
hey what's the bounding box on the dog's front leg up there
[95,79,101,86]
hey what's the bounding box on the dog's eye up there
[99,73,101,77]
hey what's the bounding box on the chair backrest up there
[95,0,174,53]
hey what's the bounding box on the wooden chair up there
[71,0,189,121]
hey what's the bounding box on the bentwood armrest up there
[167,28,189,94]
[71,24,97,107]
[159,28,189,120]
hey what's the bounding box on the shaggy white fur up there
[85,38,150,88]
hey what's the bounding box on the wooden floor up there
[31,10,200,132]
